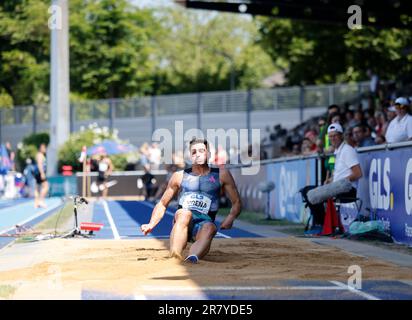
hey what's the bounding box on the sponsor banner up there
[76,173,167,197]
[230,165,266,213]
[267,158,317,222]
[340,147,412,245]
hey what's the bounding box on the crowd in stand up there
[263,92,412,159]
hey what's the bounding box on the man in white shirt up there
[327,123,363,199]
[385,97,412,143]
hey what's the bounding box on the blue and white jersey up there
[178,167,221,219]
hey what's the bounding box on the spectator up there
[374,111,388,137]
[331,113,342,125]
[345,110,358,128]
[386,105,397,123]
[5,142,15,171]
[344,126,356,147]
[327,104,339,116]
[142,164,157,201]
[97,153,113,199]
[326,123,363,200]
[316,117,327,152]
[33,143,48,208]
[301,138,316,155]
[149,143,161,170]
[353,110,364,127]
[352,124,376,148]
[364,124,375,140]
[304,131,318,153]
[375,134,386,145]
[292,143,300,156]
[139,143,150,168]
[385,97,412,143]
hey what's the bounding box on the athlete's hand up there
[141,223,154,235]
[220,219,233,230]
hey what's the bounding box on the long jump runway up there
[82,200,412,300]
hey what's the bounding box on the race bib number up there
[180,193,212,215]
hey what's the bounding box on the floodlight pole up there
[48,0,70,176]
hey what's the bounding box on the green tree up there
[0,0,50,105]
[69,0,159,99]
[150,6,276,93]
[256,17,412,85]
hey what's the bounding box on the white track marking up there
[140,201,231,239]
[140,285,347,292]
[101,200,120,240]
[330,281,381,300]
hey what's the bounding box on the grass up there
[0,285,17,299]
[33,202,74,233]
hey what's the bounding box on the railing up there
[0,81,370,128]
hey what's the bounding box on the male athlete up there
[141,138,242,263]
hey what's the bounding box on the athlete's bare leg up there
[39,181,49,208]
[169,209,192,260]
[34,185,40,208]
[189,222,217,259]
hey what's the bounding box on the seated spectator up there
[292,143,301,156]
[353,110,364,127]
[374,111,388,137]
[375,134,386,145]
[331,113,342,125]
[385,97,412,143]
[345,110,358,128]
[304,130,318,152]
[301,138,316,155]
[352,124,376,147]
[327,104,340,116]
[344,126,356,147]
[386,105,397,123]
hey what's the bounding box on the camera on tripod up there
[62,196,103,238]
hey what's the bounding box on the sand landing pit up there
[0,237,411,299]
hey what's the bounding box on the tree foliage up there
[0,1,275,107]
[255,17,412,85]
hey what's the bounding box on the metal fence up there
[0,81,370,137]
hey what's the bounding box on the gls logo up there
[279,166,298,218]
[369,158,390,210]
[405,159,412,215]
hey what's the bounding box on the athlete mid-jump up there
[141,138,242,263]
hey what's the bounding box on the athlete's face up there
[190,143,208,165]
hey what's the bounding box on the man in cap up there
[385,97,412,143]
[327,123,363,199]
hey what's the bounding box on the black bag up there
[299,186,325,230]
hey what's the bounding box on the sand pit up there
[0,237,411,299]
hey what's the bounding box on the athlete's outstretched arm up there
[141,171,182,235]
[220,168,242,230]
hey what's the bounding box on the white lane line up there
[101,200,120,240]
[140,201,231,239]
[330,281,381,300]
[140,285,347,292]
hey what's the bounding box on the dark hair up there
[352,124,365,132]
[328,112,341,124]
[328,104,339,111]
[189,137,208,150]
